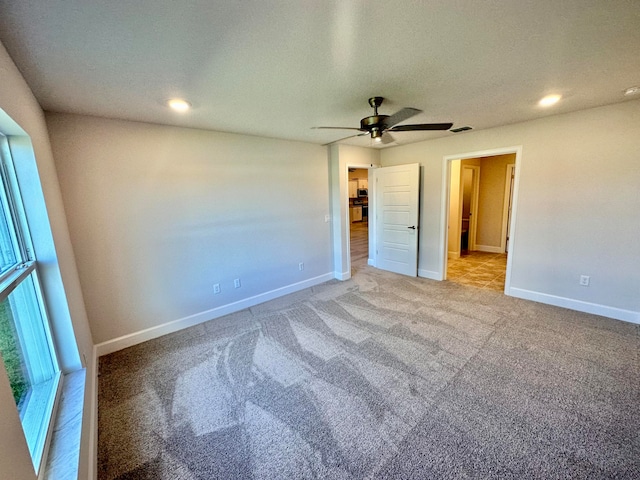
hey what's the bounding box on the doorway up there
[443,149,520,293]
[348,168,369,269]
[345,163,421,277]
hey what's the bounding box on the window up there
[0,134,61,473]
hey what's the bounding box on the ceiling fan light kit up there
[315,97,453,145]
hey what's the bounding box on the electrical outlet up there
[213,283,221,294]
[579,275,590,286]
[299,262,304,271]
[324,214,330,223]
[234,278,241,288]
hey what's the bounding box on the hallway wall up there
[476,153,515,250]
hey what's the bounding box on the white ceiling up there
[0,0,638,148]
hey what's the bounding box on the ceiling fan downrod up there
[368,96,384,116]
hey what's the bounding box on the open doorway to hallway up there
[348,168,369,270]
[447,252,507,291]
[446,153,516,292]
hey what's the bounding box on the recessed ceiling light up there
[538,94,562,107]
[167,98,191,112]
[624,86,640,96]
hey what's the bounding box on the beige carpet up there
[98,262,640,479]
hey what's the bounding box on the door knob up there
[407,226,416,230]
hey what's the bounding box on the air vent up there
[450,126,473,133]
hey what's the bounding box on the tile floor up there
[447,251,507,292]
[351,222,507,293]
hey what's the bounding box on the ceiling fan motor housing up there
[360,115,389,131]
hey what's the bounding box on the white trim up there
[500,164,515,253]
[418,269,442,281]
[88,345,98,480]
[39,370,85,480]
[34,372,62,478]
[343,163,352,271]
[509,288,640,324]
[448,251,460,259]
[439,160,452,278]
[95,272,334,356]
[335,270,351,281]
[475,245,504,253]
[503,150,522,293]
[367,258,375,267]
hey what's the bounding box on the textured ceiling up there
[0,0,638,148]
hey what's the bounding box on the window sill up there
[23,372,61,473]
[43,369,85,480]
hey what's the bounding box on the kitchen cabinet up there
[348,179,358,198]
[357,178,368,190]
[350,205,363,222]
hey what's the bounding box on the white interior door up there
[374,163,420,276]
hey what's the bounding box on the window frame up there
[0,133,62,474]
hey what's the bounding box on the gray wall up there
[381,100,640,321]
[46,113,334,345]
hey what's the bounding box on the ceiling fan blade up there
[313,126,363,131]
[381,132,395,144]
[321,132,368,146]
[388,122,453,132]
[382,107,422,129]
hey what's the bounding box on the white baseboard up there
[367,258,375,266]
[95,272,334,357]
[448,251,460,259]
[475,245,504,254]
[87,345,98,480]
[418,269,443,281]
[509,287,640,324]
[335,270,351,281]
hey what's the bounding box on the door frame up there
[344,164,375,276]
[460,165,480,252]
[501,163,516,253]
[440,146,522,294]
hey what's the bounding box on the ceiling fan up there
[314,97,453,145]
